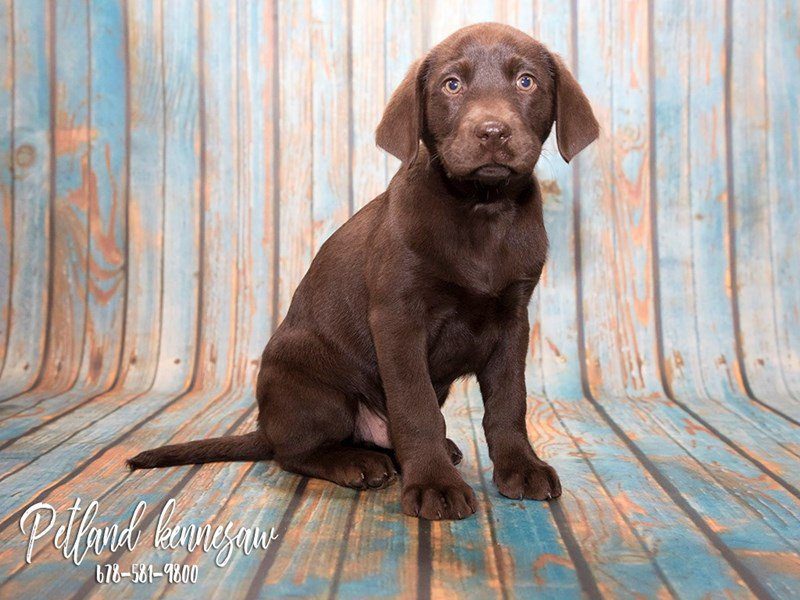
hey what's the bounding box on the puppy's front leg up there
[370,307,476,520]
[478,319,562,501]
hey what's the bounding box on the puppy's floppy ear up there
[376,58,426,165]
[552,54,599,162]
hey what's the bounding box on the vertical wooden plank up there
[0,0,51,396]
[0,0,99,443]
[765,0,800,398]
[195,0,239,392]
[0,0,110,455]
[574,3,800,594]
[682,0,743,402]
[39,0,90,393]
[574,0,618,397]
[277,0,313,316]
[427,0,466,42]
[578,0,660,400]
[0,0,12,372]
[152,0,201,392]
[652,0,701,403]
[237,0,276,374]
[539,392,756,597]
[311,0,350,250]
[350,0,386,210]
[730,0,799,418]
[77,0,127,390]
[454,384,584,598]
[121,0,165,391]
[533,0,585,402]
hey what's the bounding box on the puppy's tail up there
[127,431,272,470]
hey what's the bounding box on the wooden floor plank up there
[543,393,755,598]
[323,479,419,598]
[453,384,582,599]
[0,386,254,590]
[158,463,303,600]
[579,391,800,598]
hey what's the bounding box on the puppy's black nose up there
[475,120,511,148]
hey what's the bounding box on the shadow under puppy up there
[129,22,599,520]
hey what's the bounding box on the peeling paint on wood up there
[0,1,798,597]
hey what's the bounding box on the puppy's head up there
[376,23,599,185]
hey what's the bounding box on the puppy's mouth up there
[471,164,513,183]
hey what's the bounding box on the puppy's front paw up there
[401,477,477,520]
[494,459,561,501]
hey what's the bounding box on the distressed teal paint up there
[311,0,350,251]
[350,0,387,208]
[534,0,584,402]
[236,0,276,365]
[81,0,127,389]
[0,1,798,597]
[0,0,51,397]
[199,0,239,390]
[0,0,12,371]
[155,0,200,392]
[124,0,165,391]
[277,0,313,316]
[765,0,800,399]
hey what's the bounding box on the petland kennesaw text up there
[18,498,279,568]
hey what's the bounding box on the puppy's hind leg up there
[257,366,398,490]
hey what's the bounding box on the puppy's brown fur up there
[129,23,599,520]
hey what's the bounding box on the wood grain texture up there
[0,0,11,373]
[0,0,51,398]
[0,0,798,597]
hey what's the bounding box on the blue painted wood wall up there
[1,1,799,597]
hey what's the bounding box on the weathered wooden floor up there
[1,0,799,598]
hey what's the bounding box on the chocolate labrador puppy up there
[129,23,598,520]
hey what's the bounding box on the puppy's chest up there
[448,222,546,294]
[425,280,533,376]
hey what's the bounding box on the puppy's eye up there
[443,78,462,95]
[516,74,536,91]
